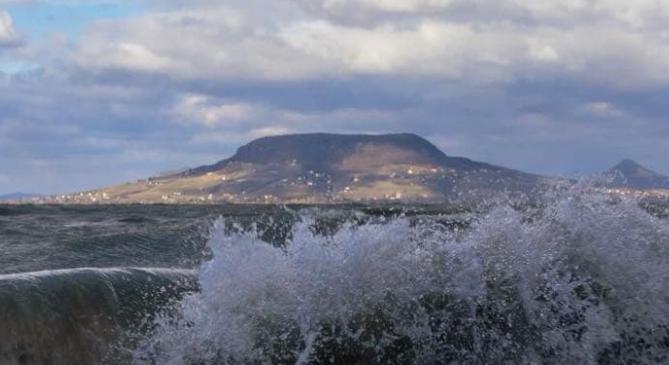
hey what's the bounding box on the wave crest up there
[134,189,669,364]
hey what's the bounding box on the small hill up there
[46,133,550,204]
[0,193,41,202]
[605,159,669,189]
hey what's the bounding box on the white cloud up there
[173,94,255,128]
[274,18,669,86]
[292,0,455,17]
[63,1,669,88]
[581,101,625,118]
[291,0,669,29]
[527,40,559,63]
[248,126,293,138]
[278,20,529,80]
[334,0,454,12]
[75,13,534,81]
[74,7,331,80]
[0,10,18,46]
[107,42,174,72]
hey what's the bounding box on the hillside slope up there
[50,133,549,204]
[606,159,669,189]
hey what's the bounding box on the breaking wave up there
[133,187,669,364]
[0,267,196,365]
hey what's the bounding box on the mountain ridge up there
[37,133,552,204]
[182,133,524,177]
[606,159,669,189]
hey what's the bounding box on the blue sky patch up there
[6,1,143,41]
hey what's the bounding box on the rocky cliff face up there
[48,133,550,204]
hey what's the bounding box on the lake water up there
[1,188,668,364]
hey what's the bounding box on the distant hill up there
[0,193,41,202]
[605,159,669,189]
[41,133,554,204]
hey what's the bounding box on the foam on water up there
[0,267,193,281]
[133,187,669,364]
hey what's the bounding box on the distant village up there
[10,182,669,206]
[23,166,453,204]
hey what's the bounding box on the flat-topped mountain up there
[606,159,669,189]
[185,133,521,176]
[47,133,550,204]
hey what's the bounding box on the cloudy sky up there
[1,0,668,194]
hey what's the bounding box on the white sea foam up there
[134,187,669,364]
[0,267,194,281]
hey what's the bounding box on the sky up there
[1,0,668,194]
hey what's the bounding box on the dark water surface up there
[0,204,289,275]
[1,194,669,364]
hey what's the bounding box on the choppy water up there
[1,188,669,364]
